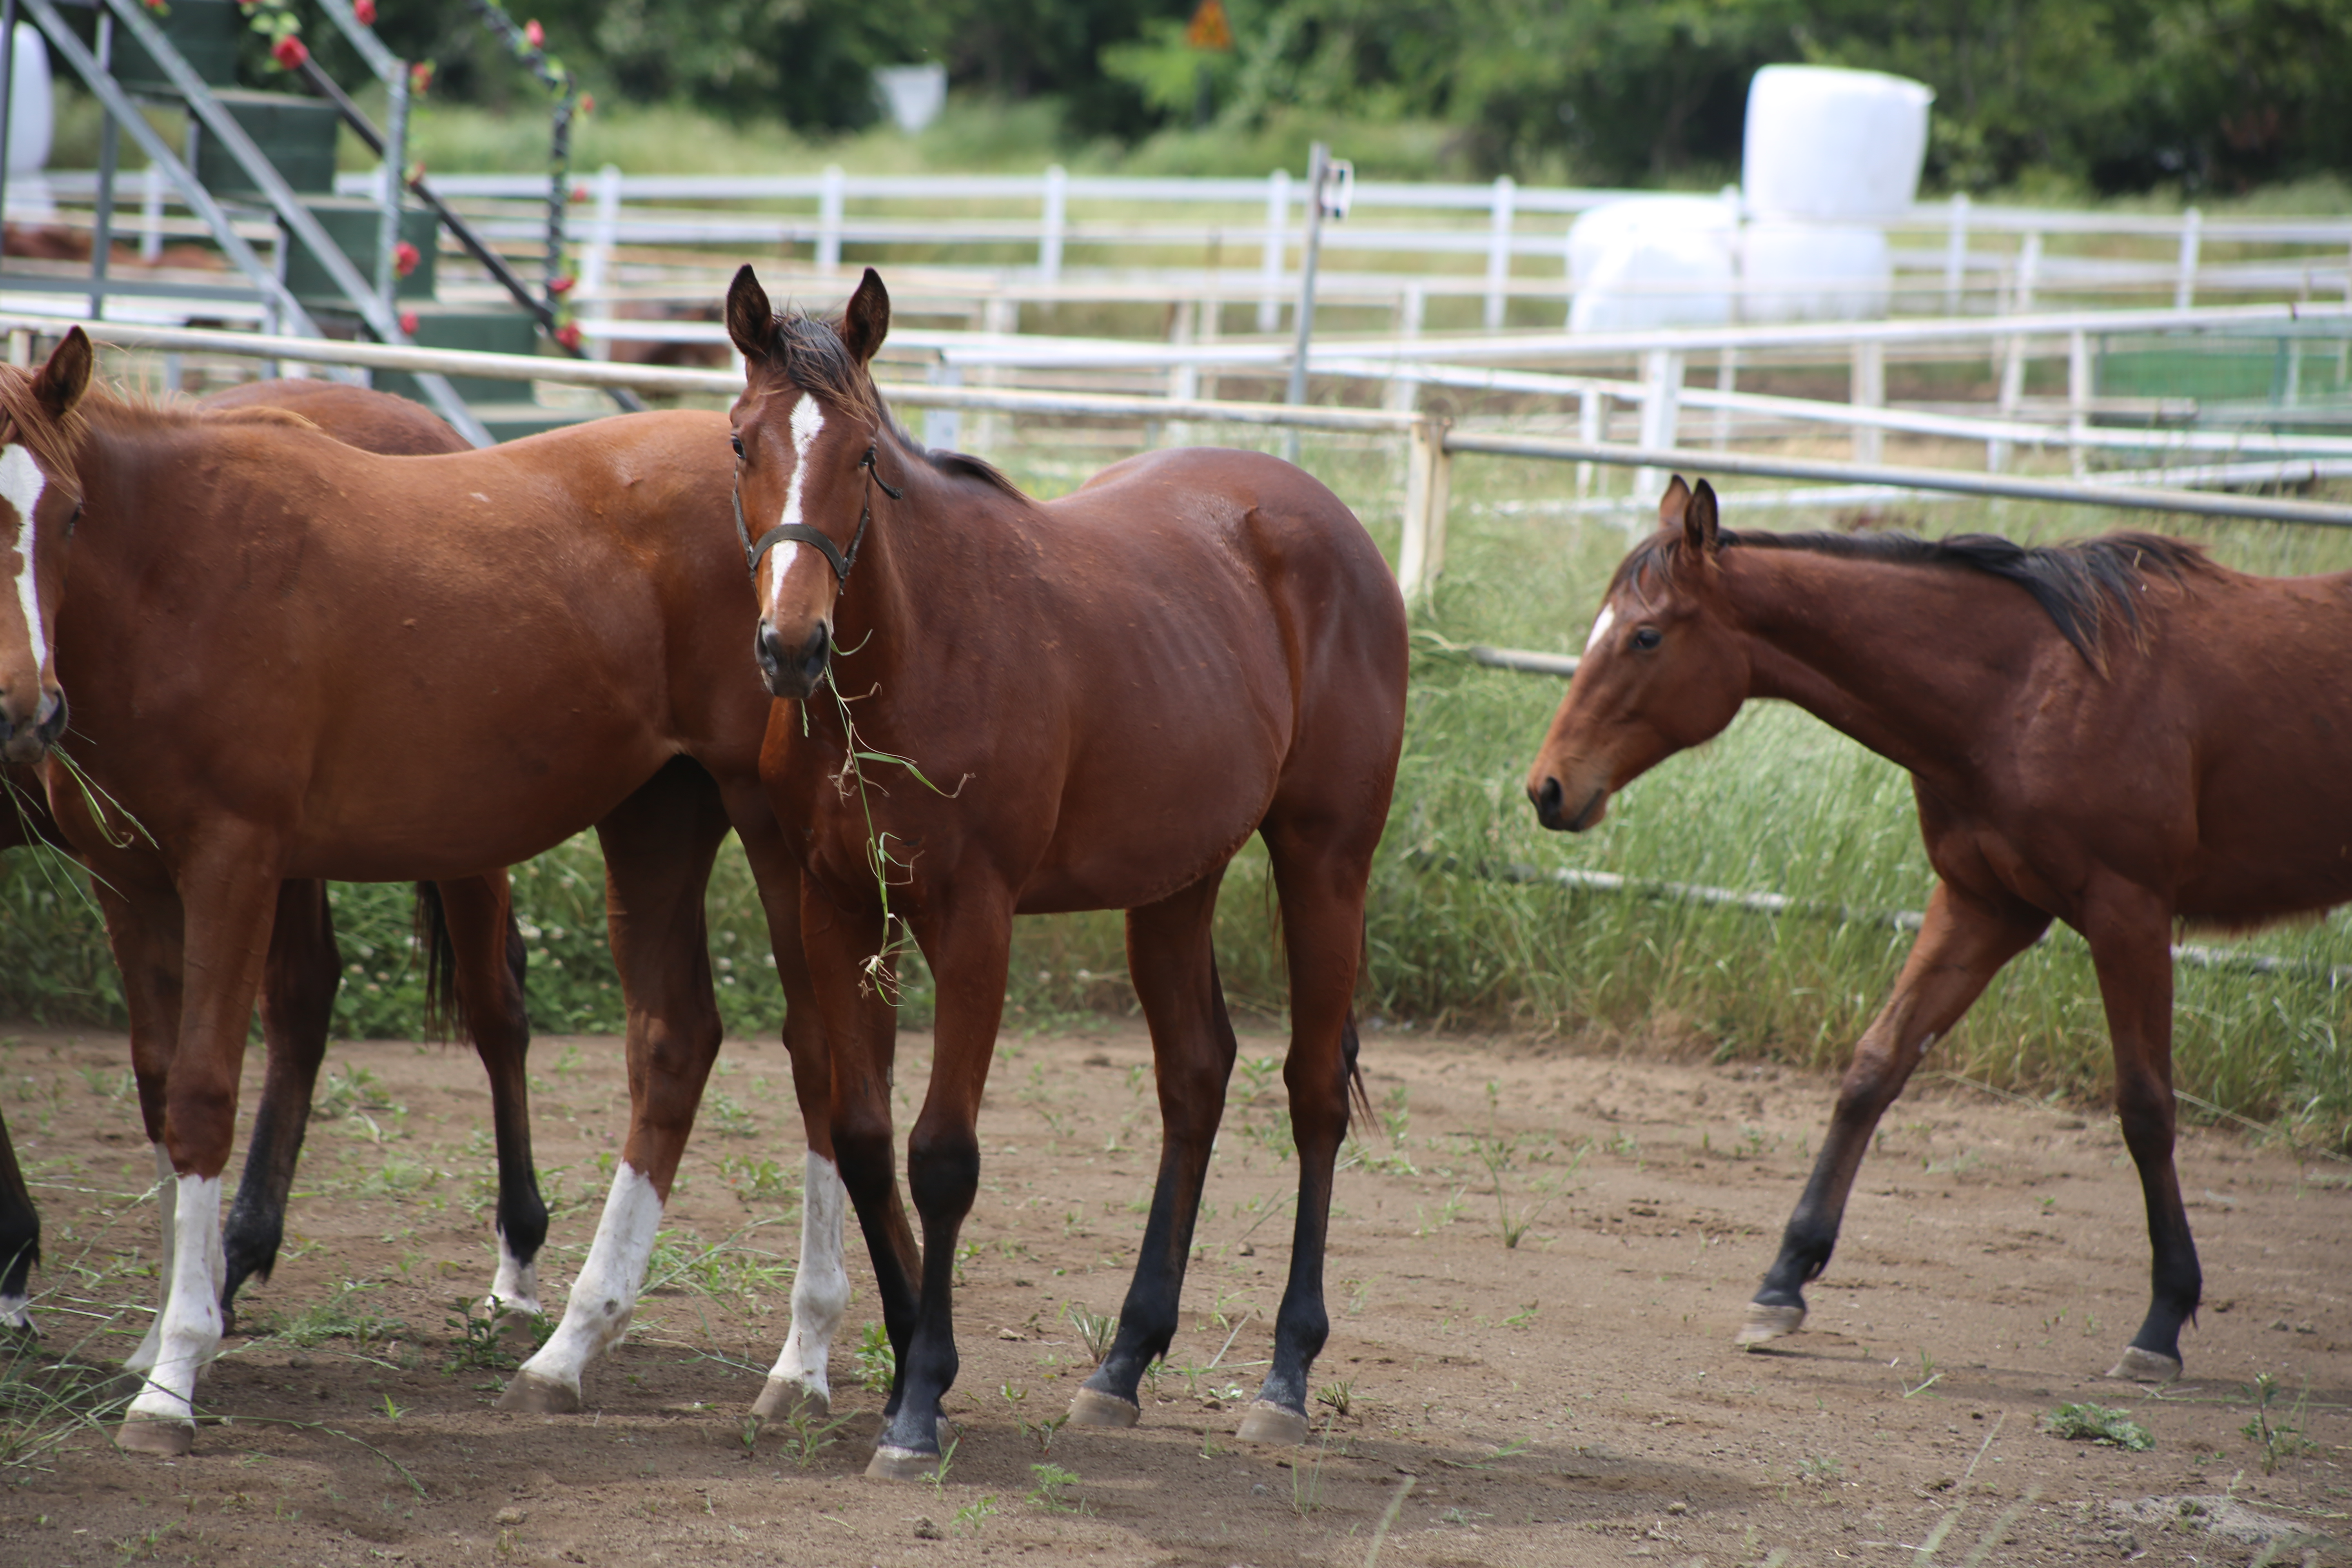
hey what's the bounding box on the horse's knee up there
[906,1126,979,1216]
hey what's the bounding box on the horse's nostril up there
[1536,776,1564,824]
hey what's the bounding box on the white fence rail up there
[8,312,2351,615]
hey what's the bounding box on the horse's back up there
[194,381,469,458]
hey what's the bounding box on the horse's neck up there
[823,455,998,708]
[1722,549,2025,785]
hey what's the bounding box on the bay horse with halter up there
[11,346,827,1453]
[1526,476,2352,1382]
[722,265,1407,1477]
[1,366,559,1338]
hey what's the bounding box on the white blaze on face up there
[1583,602,1617,657]
[761,394,829,610]
[0,444,49,682]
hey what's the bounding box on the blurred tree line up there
[363,0,2342,192]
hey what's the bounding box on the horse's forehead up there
[0,443,43,540]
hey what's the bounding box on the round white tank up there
[1739,221,1893,323]
[9,24,55,176]
[1742,65,1931,222]
[1568,203,1737,334]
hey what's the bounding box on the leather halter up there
[733,434,903,586]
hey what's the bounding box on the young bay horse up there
[15,355,822,1453]
[1524,475,2352,1383]
[0,364,555,1339]
[722,265,1407,1477]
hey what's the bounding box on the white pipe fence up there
[7,312,2351,615]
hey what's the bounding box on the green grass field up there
[6,392,2351,1148]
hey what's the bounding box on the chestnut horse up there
[16,363,822,1452]
[1526,476,2352,1383]
[722,266,1407,1477]
[0,365,550,1337]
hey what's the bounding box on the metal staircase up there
[0,0,638,442]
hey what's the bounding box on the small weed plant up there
[2043,1402,2154,1451]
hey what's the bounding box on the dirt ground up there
[3,1018,2350,1567]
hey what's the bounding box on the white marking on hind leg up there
[122,1173,224,1429]
[124,1145,176,1374]
[512,1163,662,1398]
[484,1222,543,1323]
[763,1153,849,1411]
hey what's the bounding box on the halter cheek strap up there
[734,436,904,586]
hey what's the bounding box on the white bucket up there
[873,64,947,134]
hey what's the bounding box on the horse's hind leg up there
[429,873,547,1331]
[502,760,730,1414]
[0,1107,40,1335]
[221,880,341,1327]
[1745,879,2046,1348]
[2082,878,2198,1383]
[1240,819,1375,1447]
[1071,868,1234,1428]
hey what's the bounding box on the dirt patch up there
[4,1021,2350,1565]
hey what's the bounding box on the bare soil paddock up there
[3,1021,2349,1566]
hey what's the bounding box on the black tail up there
[412,882,461,1042]
[1341,1016,1372,1136]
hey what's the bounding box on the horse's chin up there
[1564,787,1609,833]
[0,735,48,766]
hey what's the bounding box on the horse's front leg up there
[119,832,282,1455]
[865,881,1012,1481]
[1744,880,2047,1347]
[2082,875,2198,1382]
[502,761,730,1414]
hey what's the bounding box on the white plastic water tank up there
[6,24,56,222]
[1742,65,1931,222]
[1566,195,1737,332]
[1739,221,1892,323]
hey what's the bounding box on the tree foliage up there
[355,0,2345,191]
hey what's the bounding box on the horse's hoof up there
[1067,1388,1140,1428]
[865,1443,940,1482]
[496,1371,581,1414]
[1736,1303,1806,1348]
[2106,1346,2183,1384]
[1236,1401,1310,1446]
[117,1416,195,1457]
[752,1377,828,1423]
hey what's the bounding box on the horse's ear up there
[33,326,92,421]
[1657,474,1691,529]
[725,265,775,365]
[840,267,890,366]
[1684,478,1722,555]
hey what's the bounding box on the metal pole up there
[87,9,118,320]
[1282,142,1329,462]
[0,0,17,278]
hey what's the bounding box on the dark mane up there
[752,305,1025,501]
[0,363,89,504]
[1617,526,2212,668]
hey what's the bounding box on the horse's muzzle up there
[755,619,831,701]
[0,689,67,766]
[1530,773,1607,833]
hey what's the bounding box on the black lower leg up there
[1086,1142,1211,1403]
[1255,1161,1335,1418]
[878,1131,979,1456]
[836,1123,919,1419]
[0,1116,40,1319]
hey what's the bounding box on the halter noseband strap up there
[733,435,904,586]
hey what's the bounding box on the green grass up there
[6,416,2352,1148]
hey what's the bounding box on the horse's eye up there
[1631,626,1663,652]
[67,502,82,538]
[731,434,745,459]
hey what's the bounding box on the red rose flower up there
[579,93,596,115]
[271,33,308,70]
[353,0,376,23]
[409,60,435,95]
[392,241,421,277]
[523,18,544,47]
[553,323,582,351]
[398,310,420,335]
[547,274,575,295]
